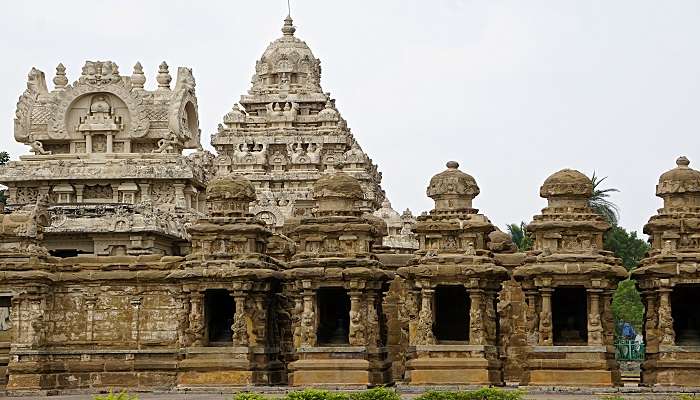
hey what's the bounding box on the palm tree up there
[589,172,620,226]
[507,222,533,251]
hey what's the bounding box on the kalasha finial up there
[157,61,171,90]
[446,161,460,169]
[282,15,296,36]
[53,63,68,90]
[677,156,690,168]
[131,62,146,90]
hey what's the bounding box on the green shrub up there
[94,390,139,400]
[599,396,625,400]
[286,389,349,400]
[416,388,523,400]
[678,395,700,400]
[234,393,268,400]
[349,387,400,400]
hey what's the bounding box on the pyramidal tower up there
[212,15,384,229]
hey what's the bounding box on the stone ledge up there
[530,345,607,353]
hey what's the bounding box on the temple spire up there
[282,15,296,36]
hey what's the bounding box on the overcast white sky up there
[2,0,699,235]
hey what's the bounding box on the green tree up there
[0,151,9,205]
[604,226,650,270]
[612,279,644,334]
[506,222,533,251]
[589,172,620,226]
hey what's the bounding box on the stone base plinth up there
[288,346,390,386]
[642,346,700,386]
[404,345,502,386]
[178,346,284,386]
[524,345,620,387]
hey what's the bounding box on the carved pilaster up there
[414,287,435,345]
[658,288,675,346]
[469,289,486,345]
[176,293,191,347]
[231,292,249,346]
[525,290,540,345]
[587,289,604,345]
[251,294,268,346]
[349,291,367,346]
[538,288,553,345]
[130,296,142,344]
[484,291,497,345]
[643,291,658,352]
[300,289,316,347]
[366,291,381,347]
[187,291,205,346]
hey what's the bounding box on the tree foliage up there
[612,279,644,334]
[506,222,533,251]
[589,172,620,226]
[604,226,650,271]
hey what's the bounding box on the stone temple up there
[0,14,696,393]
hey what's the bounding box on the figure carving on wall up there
[30,140,51,155]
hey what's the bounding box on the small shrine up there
[513,169,627,386]
[397,161,509,385]
[170,175,284,385]
[633,156,700,386]
[283,166,392,386]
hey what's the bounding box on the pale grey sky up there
[2,0,699,235]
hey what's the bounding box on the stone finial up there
[130,62,146,90]
[157,61,172,90]
[313,165,364,215]
[53,63,68,90]
[282,15,296,36]
[656,156,700,198]
[539,169,592,199]
[206,176,256,218]
[426,161,480,212]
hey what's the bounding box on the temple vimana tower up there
[0,13,696,393]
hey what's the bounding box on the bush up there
[287,389,349,400]
[234,393,268,400]
[94,390,139,400]
[678,395,700,400]
[349,387,400,400]
[416,388,523,400]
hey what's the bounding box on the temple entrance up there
[316,287,350,345]
[205,289,234,345]
[434,285,469,342]
[553,287,588,345]
[672,285,700,345]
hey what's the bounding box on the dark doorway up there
[317,287,350,345]
[552,287,588,345]
[672,285,700,345]
[434,285,469,342]
[205,289,234,345]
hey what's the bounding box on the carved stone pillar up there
[251,294,268,346]
[602,290,615,346]
[231,292,249,346]
[643,291,658,351]
[469,289,486,345]
[587,289,604,345]
[538,288,553,345]
[176,293,191,347]
[138,183,151,202]
[366,291,381,347]
[106,133,114,153]
[658,288,675,346]
[300,289,316,347]
[292,295,303,349]
[415,287,435,345]
[74,184,84,203]
[525,290,540,345]
[349,291,367,346]
[484,291,497,345]
[188,291,205,346]
[85,134,92,154]
[173,183,186,209]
